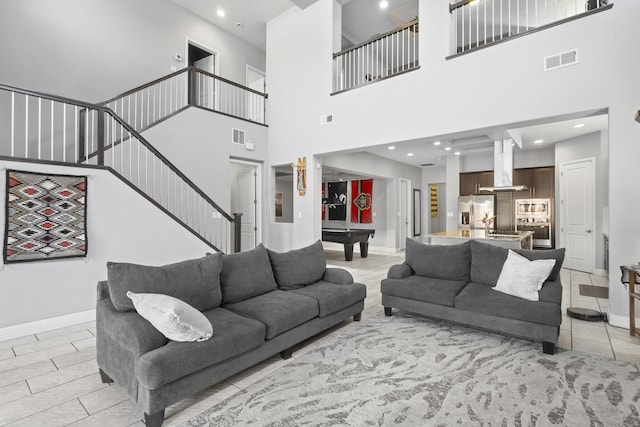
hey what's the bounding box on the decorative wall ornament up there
[351,179,373,224]
[291,157,307,196]
[4,170,87,264]
[430,184,438,217]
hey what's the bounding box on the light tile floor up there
[0,248,638,426]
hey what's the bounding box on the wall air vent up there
[232,128,245,145]
[544,49,578,72]
[420,163,435,167]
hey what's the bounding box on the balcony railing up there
[102,66,267,130]
[0,83,241,253]
[450,0,612,55]
[332,19,419,94]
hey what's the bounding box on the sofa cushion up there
[470,240,566,286]
[220,244,278,304]
[136,307,266,389]
[290,281,366,317]
[107,253,223,312]
[405,238,471,282]
[455,282,562,326]
[225,290,319,339]
[267,240,327,290]
[493,250,556,301]
[381,276,468,307]
[127,291,213,342]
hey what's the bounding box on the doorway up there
[560,158,596,273]
[399,178,411,249]
[229,160,261,252]
[187,40,218,109]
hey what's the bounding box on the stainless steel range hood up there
[478,140,528,192]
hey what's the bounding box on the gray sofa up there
[381,239,565,354]
[96,241,366,427]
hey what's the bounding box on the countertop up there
[429,229,533,241]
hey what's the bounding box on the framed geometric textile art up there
[4,170,88,264]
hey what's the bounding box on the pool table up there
[322,228,375,261]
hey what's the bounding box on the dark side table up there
[620,265,640,336]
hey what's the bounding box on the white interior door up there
[230,162,258,252]
[560,158,595,272]
[400,179,410,249]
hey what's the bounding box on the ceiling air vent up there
[420,163,435,167]
[232,128,245,145]
[544,49,578,72]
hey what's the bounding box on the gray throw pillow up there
[107,253,223,312]
[405,238,471,282]
[470,240,509,286]
[220,243,278,304]
[267,240,327,290]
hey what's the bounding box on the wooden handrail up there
[333,19,418,59]
[0,83,102,110]
[100,68,189,105]
[190,67,267,97]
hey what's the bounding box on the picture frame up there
[413,189,421,236]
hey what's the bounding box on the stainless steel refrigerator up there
[459,195,495,230]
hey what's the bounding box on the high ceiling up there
[168,0,608,173]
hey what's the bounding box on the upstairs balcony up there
[449,0,613,56]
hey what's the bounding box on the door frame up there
[230,158,262,248]
[559,157,596,273]
[399,178,411,249]
[185,38,220,74]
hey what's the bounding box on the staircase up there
[0,69,266,253]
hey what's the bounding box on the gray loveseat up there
[96,241,366,427]
[381,239,565,354]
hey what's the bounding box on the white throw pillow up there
[127,291,213,342]
[493,250,556,301]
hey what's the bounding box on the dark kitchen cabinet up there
[532,167,554,198]
[496,192,515,230]
[459,171,493,195]
[513,169,533,199]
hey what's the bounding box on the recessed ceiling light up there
[388,146,395,150]
[216,8,225,17]
[407,153,414,157]
[433,141,441,146]
[534,139,544,144]
[379,1,389,9]
[444,147,452,151]
[574,123,585,128]
[454,151,461,156]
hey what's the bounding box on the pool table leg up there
[359,241,369,258]
[344,244,354,261]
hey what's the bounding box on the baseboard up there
[607,312,640,330]
[0,309,96,342]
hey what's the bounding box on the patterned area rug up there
[182,312,640,427]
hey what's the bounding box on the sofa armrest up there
[387,263,414,279]
[97,280,109,301]
[96,295,168,399]
[322,267,354,285]
[538,279,562,305]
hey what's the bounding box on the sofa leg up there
[353,312,362,321]
[280,348,293,360]
[384,307,392,317]
[542,341,555,355]
[143,409,165,427]
[99,369,113,384]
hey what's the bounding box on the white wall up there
[0,160,211,337]
[141,108,269,226]
[0,0,266,103]
[265,0,640,324]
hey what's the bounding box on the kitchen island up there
[429,229,533,249]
